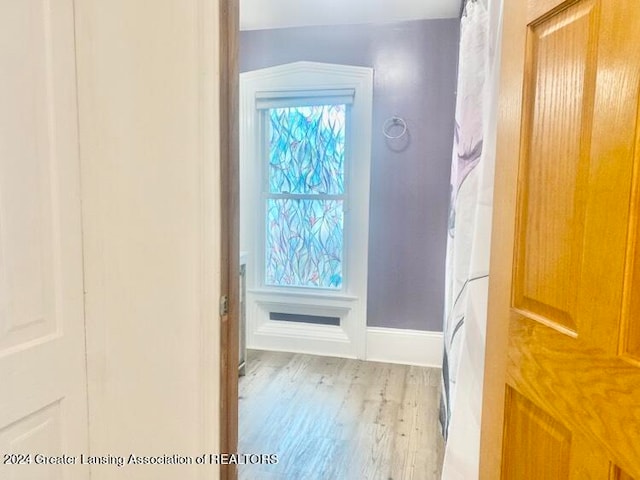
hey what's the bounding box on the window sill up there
[248,287,358,303]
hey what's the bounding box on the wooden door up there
[481,0,640,478]
[0,0,90,478]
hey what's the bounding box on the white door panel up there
[0,0,89,478]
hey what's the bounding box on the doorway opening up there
[222,1,462,479]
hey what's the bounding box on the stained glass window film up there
[268,105,345,195]
[265,198,343,288]
[265,103,347,289]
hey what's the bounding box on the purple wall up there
[240,19,459,331]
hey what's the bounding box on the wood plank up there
[238,350,444,480]
[613,467,636,480]
[390,366,443,480]
[567,437,614,480]
[479,0,529,477]
[577,0,640,355]
[502,387,571,480]
[507,318,640,478]
[527,0,577,25]
[513,0,598,336]
[219,0,240,478]
[622,101,640,363]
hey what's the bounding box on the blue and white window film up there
[265,104,346,289]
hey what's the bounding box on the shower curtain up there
[440,0,503,478]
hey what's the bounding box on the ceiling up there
[240,0,463,31]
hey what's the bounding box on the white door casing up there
[0,0,89,478]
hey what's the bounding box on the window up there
[240,62,373,359]
[264,104,347,289]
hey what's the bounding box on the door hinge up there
[219,295,229,316]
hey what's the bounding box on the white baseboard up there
[366,327,443,368]
[249,320,356,359]
[248,321,443,367]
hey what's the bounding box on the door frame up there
[477,0,530,477]
[219,0,240,478]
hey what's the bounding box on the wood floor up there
[238,350,444,480]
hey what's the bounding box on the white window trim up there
[240,62,373,359]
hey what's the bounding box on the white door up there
[0,1,89,479]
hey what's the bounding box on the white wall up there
[240,0,462,30]
[75,1,221,478]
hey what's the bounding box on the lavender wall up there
[240,19,459,331]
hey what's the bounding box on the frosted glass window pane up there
[265,199,343,288]
[268,105,345,195]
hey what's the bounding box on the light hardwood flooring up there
[238,350,444,480]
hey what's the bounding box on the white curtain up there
[440,0,503,478]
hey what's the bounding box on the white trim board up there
[249,321,355,359]
[366,327,443,368]
[247,325,443,368]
